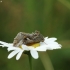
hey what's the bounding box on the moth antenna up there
[44,42,47,45]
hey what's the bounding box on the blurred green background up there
[0,0,70,70]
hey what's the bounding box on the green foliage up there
[0,0,70,70]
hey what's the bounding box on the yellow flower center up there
[19,43,40,49]
[27,43,40,48]
[19,45,23,49]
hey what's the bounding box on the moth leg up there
[13,39,23,47]
[16,40,23,47]
[24,38,34,44]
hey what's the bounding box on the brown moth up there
[13,30,44,47]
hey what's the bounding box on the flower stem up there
[39,52,54,70]
[24,51,32,70]
[28,52,32,70]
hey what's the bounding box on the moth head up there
[33,30,44,42]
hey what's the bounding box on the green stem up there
[28,52,32,70]
[39,52,54,70]
[24,51,32,70]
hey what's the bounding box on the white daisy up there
[44,37,61,50]
[0,41,28,60]
[0,37,61,60]
[24,37,61,59]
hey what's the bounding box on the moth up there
[13,30,44,47]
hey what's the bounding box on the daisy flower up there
[23,37,61,59]
[0,37,61,60]
[0,41,29,60]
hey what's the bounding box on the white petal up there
[48,38,57,41]
[7,47,22,52]
[0,41,8,45]
[7,47,15,52]
[45,37,57,41]
[0,45,4,47]
[16,51,23,60]
[30,50,38,59]
[7,47,16,51]
[22,45,29,50]
[35,46,46,51]
[0,41,12,47]
[44,37,57,44]
[8,50,19,59]
[47,43,61,50]
[40,42,46,46]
